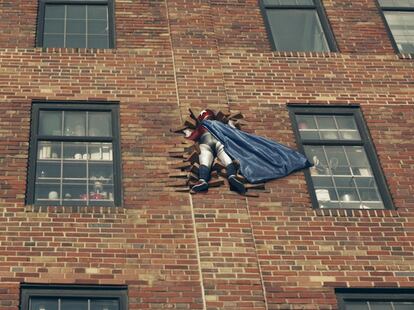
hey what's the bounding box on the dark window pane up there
[64,111,86,136]
[344,301,369,310]
[67,5,86,19]
[369,302,393,310]
[394,302,414,310]
[88,20,108,35]
[264,0,314,5]
[66,34,87,48]
[384,12,414,54]
[379,0,414,7]
[91,299,119,310]
[39,111,62,135]
[89,112,112,136]
[45,5,65,19]
[88,5,108,19]
[30,297,58,310]
[66,19,86,34]
[88,35,109,48]
[43,34,64,47]
[296,115,317,129]
[44,19,65,34]
[61,299,88,310]
[266,9,329,51]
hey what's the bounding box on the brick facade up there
[0,0,413,309]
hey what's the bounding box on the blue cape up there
[202,120,312,184]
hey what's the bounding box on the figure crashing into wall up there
[169,109,312,196]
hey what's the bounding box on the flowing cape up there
[202,120,312,184]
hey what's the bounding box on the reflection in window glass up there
[30,298,59,310]
[384,12,414,54]
[305,145,384,209]
[296,115,361,141]
[42,4,110,48]
[39,111,62,136]
[89,112,112,136]
[379,0,414,8]
[266,9,329,51]
[61,299,88,310]
[91,299,120,310]
[35,142,114,206]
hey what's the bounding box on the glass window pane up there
[61,299,88,310]
[316,115,336,129]
[264,0,314,5]
[369,302,393,310]
[384,12,414,54]
[266,9,330,51]
[44,19,65,34]
[45,5,65,19]
[89,112,112,136]
[344,301,369,310]
[30,297,58,310]
[91,299,119,310]
[296,115,317,129]
[88,20,108,35]
[43,34,65,47]
[336,116,357,130]
[66,34,87,48]
[379,0,414,7]
[88,35,109,48]
[67,5,86,19]
[66,19,86,34]
[39,111,62,135]
[394,302,414,310]
[64,111,86,136]
[88,5,108,20]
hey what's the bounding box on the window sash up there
[36,0,114,48]
[260,0,337,52]
[377,0,414,54]
[289,106,394,210]
[21,285,127,310]
[27,102,121,207]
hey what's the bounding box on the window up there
[260,0,337,52]
[26,102,122,206]
[378,0,414,53]
[20,284,128,310]
[289,106,393,210]
[36,0,115,48]
[337,288,414,310]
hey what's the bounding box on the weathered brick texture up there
[0,0,413,309]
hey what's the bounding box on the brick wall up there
[0,0,413,309]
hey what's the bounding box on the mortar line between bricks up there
[246,197,269,310]
[164,0,183,124]
[189,194,207,310]
[206,0,232,113]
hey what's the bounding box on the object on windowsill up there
[315,189,330,201]
[48,191,59,199]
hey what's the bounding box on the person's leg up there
[191,143,214,193]
[216,142,246,194]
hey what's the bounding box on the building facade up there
[0,0,413,309]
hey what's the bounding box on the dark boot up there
[226,163,246,195]
[191,165,210,193]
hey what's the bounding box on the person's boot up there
[226,163,246,195]
[191,165,210,193]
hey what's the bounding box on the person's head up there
[197,109,215,122]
